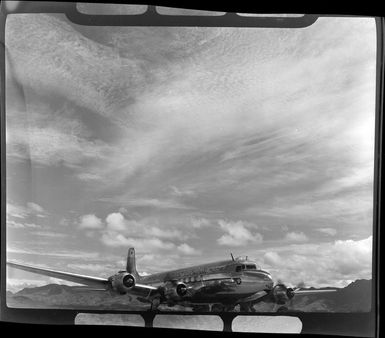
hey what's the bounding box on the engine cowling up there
[109,271,136,294]
[176,282,188,296]
[161,282,189,300]
[286,287,295,299]
[272,284,294,304]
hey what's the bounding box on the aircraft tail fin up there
[126,247,139,277]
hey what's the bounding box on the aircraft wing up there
[294,289,337,296]
[7,261,109,289]
[126,283,159,299]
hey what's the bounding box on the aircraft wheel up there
[211,304,225,312]
[276,306,289,313]
[224,305,235,312]
[239,302,252,312]
[192,304,210,312]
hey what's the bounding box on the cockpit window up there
[246,264,257,270]
[236,265,242,272]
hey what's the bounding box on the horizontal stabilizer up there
[7,261,109,289]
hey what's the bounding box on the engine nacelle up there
[286,287,295,299]
[109,271,136,294]
[161,282,189,300]
[176,282,188,296]
[272,284,294,305]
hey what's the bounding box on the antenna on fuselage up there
[230,253,235,261]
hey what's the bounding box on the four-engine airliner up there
[7,248,335,312]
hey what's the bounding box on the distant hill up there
[7,284,149,311]
[6,279,372,312]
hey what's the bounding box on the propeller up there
[271,281,305,311]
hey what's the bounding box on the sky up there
[5,10,377,292]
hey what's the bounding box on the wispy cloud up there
[7,201,48,219]
[317,228,337,236]
[125,198,195,210]
[170,186,196,197]
[6,106,112,172]
[177,243,201,255]
[284,231,308,243]
[5,14,376,287]
[7,246,100,260]
[99,197,195,210]
[7,220,42,229]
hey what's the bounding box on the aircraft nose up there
[245,271,273,288]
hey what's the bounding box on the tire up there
[276,306,289,312]
[211,304,225,312]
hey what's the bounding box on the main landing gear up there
[192,304,235,312]
[149,297,161,311]
[273,304,289,312]
[239,302,256,312]
[210,304,236,312]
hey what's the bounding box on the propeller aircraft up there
[7,248,335,312]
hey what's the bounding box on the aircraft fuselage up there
[138,258,274,305]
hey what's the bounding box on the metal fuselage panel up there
[139,259,273,304]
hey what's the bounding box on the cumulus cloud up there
[105,212,126,231]
[103,212,188,240]
[177,243,201,255]
[217,220,263,247]
[262,236,372,287]
[78,214,103,229]
[263,251,282,266]
[80,211,196,255]
[191,217,211,229]
[284,231,308,242]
